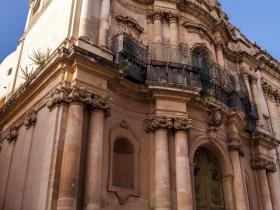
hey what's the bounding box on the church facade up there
[1,0,280,210]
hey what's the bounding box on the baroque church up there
[1,0,280,210]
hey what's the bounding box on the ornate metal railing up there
[110,33,258,132]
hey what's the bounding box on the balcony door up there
[192,47,210,94]
[194,147,225,210]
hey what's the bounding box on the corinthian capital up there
[91,94,111,115]
[144,116,173,132]
[174,117,191,131]
[47,87,71,109]
[166,12,179,23]
[68,86,92,105]
[24,110,37,128]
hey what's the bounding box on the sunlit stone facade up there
[1,0,280,210]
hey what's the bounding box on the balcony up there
[110,33,258,132]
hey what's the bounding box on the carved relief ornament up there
[46,87,71,109]
[116,15,144,38]
[209,108,223,128]
[228,141,244,156]
[6,125,18,143]
[24,110,37,128]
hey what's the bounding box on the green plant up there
[200,88,214,108]
[20,66,33,81]
[28,48,51,67]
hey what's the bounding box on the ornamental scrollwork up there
[24,110,37,128]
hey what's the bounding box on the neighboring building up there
[1,0,280,210]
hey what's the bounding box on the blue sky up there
[0,1,279,62]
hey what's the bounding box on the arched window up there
[194,147,225,210]
[192,47,210,94]
[112,138,134,189]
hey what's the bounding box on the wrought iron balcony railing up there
[110,33,258,132]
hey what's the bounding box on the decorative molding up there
[24,110,37,128]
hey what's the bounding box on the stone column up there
[174,117,193,210]
[83,94,110,210]
[267,168,280,210]
[98,0,111,48]
[216,44,225,67]
[147,14,154,44]
[258,169,273,210]
[167,13,179,46]
[79,0,93,40]
[249,74,264,125]
[252,156,274,210]
[145,116,172,210]
[228,141,248,210]
[241,72,253,102]
[57,87,91,210]
[153,11,162,44]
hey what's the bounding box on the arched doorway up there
[194,147,225,210]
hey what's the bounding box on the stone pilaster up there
[241,71,253,102]
[145,116,173,210]
[173,117,193,210]
[57,86,91,210]
[83,94,110,210]
[98,0,111,48]
[227,113,248,210]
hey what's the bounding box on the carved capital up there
[68,86,92,105]
[249,74,258,85]
[144,116,173,132]
[24,110,37,128]
[174,117,191,131]
[167,12,179,23]
[47,87,71,109]
[153,10,162,21]
[90,94,111,116]
[252,155,277,172]
[228,141,244,156]
[6,126,18,143]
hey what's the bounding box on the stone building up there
[1,0,280,210]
